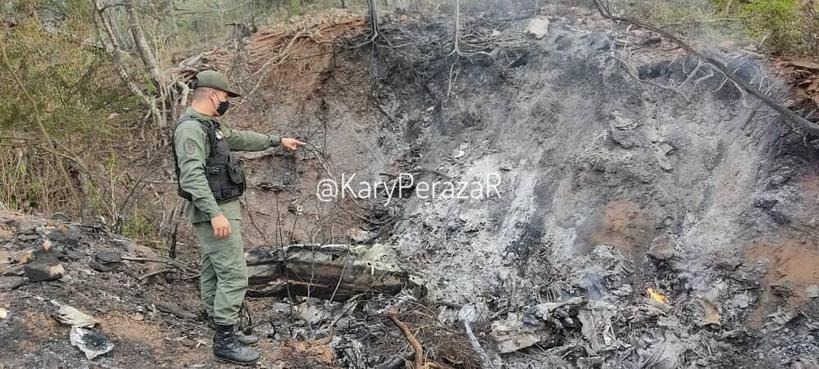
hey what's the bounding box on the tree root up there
[387,308,425,369]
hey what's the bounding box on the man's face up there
[210,89,230,116]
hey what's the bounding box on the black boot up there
[236,329,260,346]
[213,324,260,366]
[208,317,258,346]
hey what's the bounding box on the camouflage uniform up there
[173,106,280,325]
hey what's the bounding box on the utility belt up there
[172,115,246,204]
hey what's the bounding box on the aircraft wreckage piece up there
[245,244,425,300]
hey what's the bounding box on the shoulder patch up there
[184,139,197,155]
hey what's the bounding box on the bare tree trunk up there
[91,0,165,127]
[124,0,163,89]
[367,0,379,35]
[89,0,166,127]
[124,0,167,127]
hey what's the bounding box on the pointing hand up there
[281,137,305,151]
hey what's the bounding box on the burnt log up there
[245,244,425,301]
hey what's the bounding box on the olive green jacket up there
[173,107,281,223]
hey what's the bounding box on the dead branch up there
[592,0,819,137]
[388,308,425,369]
[139,268,173,281]
[122,255,198,275]
[124,0,165,92]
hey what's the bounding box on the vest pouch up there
[227,154,246,186]
[225,155,246,202]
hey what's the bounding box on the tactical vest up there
[172,115,246,203]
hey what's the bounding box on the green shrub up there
[739,0,803,55]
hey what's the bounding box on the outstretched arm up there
[224,128,280,151]
[224,127,304,151]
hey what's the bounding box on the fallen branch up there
[139,268,173,281]
[388,308,425,369]
[123,255,198,275]
[592,0,819,137]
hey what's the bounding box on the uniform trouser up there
[193,219,247,326]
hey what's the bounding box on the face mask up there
[211,94,230,116]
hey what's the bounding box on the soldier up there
[172,70,303,365]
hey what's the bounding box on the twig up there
[139,268,173,281]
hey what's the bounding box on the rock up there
[24,261,64,282]
[657,156,673,172]
[658,142,675,155]
[46,226,82,247]
[0,307,7,319]
[806,285,819,299]
[12,249,34,264]
[647,234,675,260]
[96,251,122,264]
[0,276,26,290]
[90,251,122,272]
[610,128,638,149]
[23,243,65,282]
[654,144,674,172]
[526,16,550,39]
[296,302,328,326]
[7,217,41,235]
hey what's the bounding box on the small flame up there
[647,288,669,304]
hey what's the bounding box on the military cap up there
[194,70,240,97]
